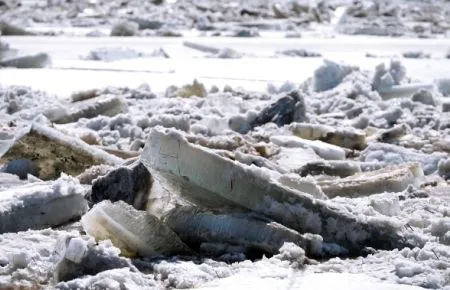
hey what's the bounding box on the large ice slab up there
[0,123,123,180]
[0,175,88,234]
[141,127,408,254]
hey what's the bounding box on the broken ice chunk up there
[436,78,450,97]
[84,47,147,62]
[411,89,436,106]
[110,21,138,36]
[277,49,321,58]
[0,40,18,60]
[0,21,36,36]
[295,160,362,178]
[402,51,430,59]
[372,60,406,92]
[183,41,220,54]
[438,158,450,180]
[318,163,425,198]
[271,146,321,172]
[0,158,38,180]
[371,123,410,143]
[360,142,444,175]
[377,83,435,100]
[270,135,346,160]
[370,194,400,217]
[313,60,354,92]
[163,206,324,257]
[289,122,367,150]
[89,162,152,210]
[246,91,307,132]
[61,237,88,263]
[166,79,207,98]
[0,175,88,234]
[141,127,408,254]
[0,172,27,189]
[0,53,51,69]
[146,114,191,132]
[53,235,137,282]
[81,200,191,258]
[0,123,123,180]
[45,95,128,124]
[277,173,327,200]
[76,165,113,185]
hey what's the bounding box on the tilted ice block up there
[0,123,123,180]
[318,163,425,198]
[289,122,367,150]
[81,200,191,258]
[45,95,128,124]
[141,127,408,254]
[163,206,324,257]
[0,175,88,234]
[360,142,444,175]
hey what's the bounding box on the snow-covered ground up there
[1,30,450,289]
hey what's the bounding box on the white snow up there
[55,268,159,290]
